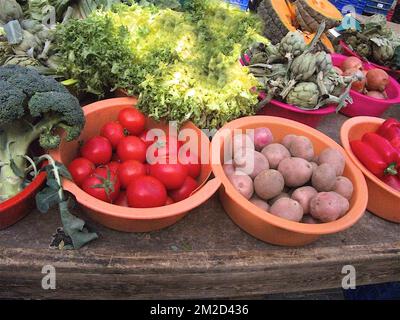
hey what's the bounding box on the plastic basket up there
[226,0,249,10]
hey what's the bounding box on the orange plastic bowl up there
[211,116,368,246]
[50,98,220,232]
[341,116,400,223]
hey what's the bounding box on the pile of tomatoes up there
[68,107,201,208]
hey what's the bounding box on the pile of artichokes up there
[245,23,361,111]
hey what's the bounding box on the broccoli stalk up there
[0,65,85,202]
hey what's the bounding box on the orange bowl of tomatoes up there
[49,97,221,232]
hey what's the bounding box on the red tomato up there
[81,136,112,165]
[82,168,121,203]
[139,130,155,148]
[114,191,129,207]
[118,107,146,135]
[118,160,146,189]
[111,153,121,162]
[179,152,201,179]
[105,161,120,174]
[117,136,147,163]
[149,161,188,190]
[126,176,167,208]
[147,136,183,162]
[100,121,125,149]
[169,176,199,202]
[165,197,174,205]
[68,157,95,186]
[144,163,151,175]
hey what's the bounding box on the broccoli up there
[0,65,84,202]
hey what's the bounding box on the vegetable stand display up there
[1,106,399,299]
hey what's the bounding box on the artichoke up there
[290,52,317,81]
[0,0,23,23]
[315,51,332,75]
[356,43,371,58]
[286,82,319,109]
[3,54,41,67]
[0,39,12,64]
[372,43,394,65]
[279,31,306,58]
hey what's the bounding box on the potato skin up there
[282,134,297,149]
[230,173,254,200]
[311,164,336,192]
[261,143,291,169]
[254,169,285,200]
[310,192,350,222]
[333,176,354,200]
[235,150,269,179]
[269,192,290,206]
[270,198,304,222]
[301,215,320,224]
[310,162,318,174]
[223,163,235,178]
[291,186,318,214]
[277,157,313,187]
[318,148,345,176]
[289,136,314,161]
[249,196,270,211]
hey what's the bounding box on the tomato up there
[118,160,146,189]
[114,191,129,207]
[100,121,125,149]
[117,136,147,163]
[118,107,146,136]
[179,152,201,179]
[111,153,121,162]
[68,157,95,186]
[169,176,199,202]
[147,135,183,163]
[165,197,174,205]
[139,130,155,148]
[126,176,167,208]
[105,161,120,175]
[144,163,151,175]
[81,168,121,203]
[81,136,112,165]
[149,161,188,190]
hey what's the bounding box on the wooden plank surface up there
[0,108,399,299]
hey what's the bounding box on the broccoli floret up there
[0,65,85,202]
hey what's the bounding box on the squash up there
[294,0,342,33]
[258,0,296,44]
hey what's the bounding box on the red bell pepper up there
[350,140,398,177]
[377,118,400,142]
[390,136,400,153]
[362,132,400,164]
[382,175,400,192]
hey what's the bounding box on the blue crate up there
[226,0,249,10]
[365,0,395,11]
[331,0,367,14]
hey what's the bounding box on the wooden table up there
[1,108,400,300]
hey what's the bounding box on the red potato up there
[291,186,318,215]
[223,163,235,178]
[311,163,336,192]
[254,169,285,200]
[310,192,350,222]
[232,133,254,156]
[230,173,254,200]
[343,68,366,93]
[310,162,318,174]
[333,176,354,200]
[366,90,387,99]
[253,127,273,151]
[234,150,269,179]
[281,134,297,150]
[269,192,290,206]
[341,56,363,72]
[318,148,345,176]
[261,143,290,169]
[270,198,304,222]
[366,69,389,92]
[301,215,320,224]
[289,136,314,161]
[277,157,313,188]
[249,196,270,211]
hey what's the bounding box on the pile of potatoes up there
[223,129,354,223]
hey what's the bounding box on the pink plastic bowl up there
[332,53,400,117]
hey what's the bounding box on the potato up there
[235,150,269,179]
[261,143,290,169]
[249,196,270,211]
[223,163,235,178]
[254,169,285,200]
[277,157,313,187]
[270,198,304,222]
[333,176,354,200]
[311,164,336,192]
[301,215,320,224]
[281,134,297,149]
[310,162,318,174]
[232,133,254,156]
[291,186,318,214]
[310,192,350,222]
[289,136,314,161]
[229,173,254,200]
[318,148,345,176]
[269,192,290,206]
